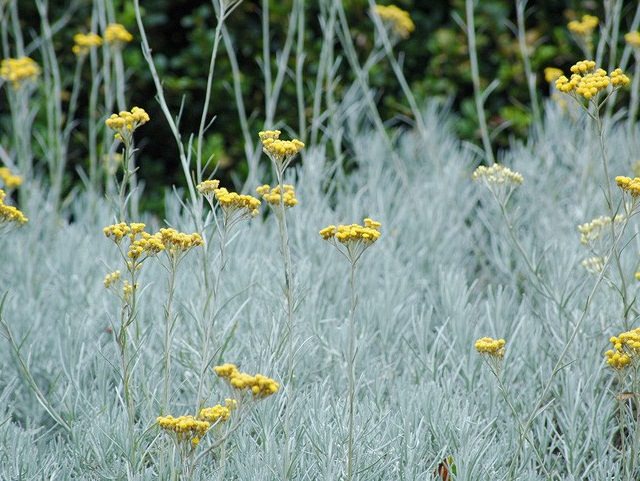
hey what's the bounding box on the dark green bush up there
[2,0,630,213]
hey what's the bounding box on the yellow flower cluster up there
[0,57,40,88]
[127,232,166,260]
[213,187,261,216]
[214,363,280,398]
[555,61,629,100]
[103,270,121,288]
[196,179,220,196]
[157,415,210,445]
[610,68,630,87]
[158,398,237,447]
[615,176,640,196]
[567,14,599,37]
[104,23,133,45]
[258,130,305,170]
[123,280,137,300]
[577,214,624,245]
[319,218,382,245]
[474,337,506,358]
[605,328,640,370]
[256,184,298,208]
[0,167,23,189]
[198,401,234,423]
[373,4,415,39]
[625,31,640,49]
[103,222,145,243]
[581,256,605,274]
[105,107,150,141]
[72,32,102,56]
[0,189,27,225]
[472,164,524,186]
[104,223,202,263]
[157,228,204,254]
[544,67,563,83]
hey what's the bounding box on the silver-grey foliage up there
[1,101,635,480]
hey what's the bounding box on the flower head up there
[474,337,506,358]
[157,415,210,448]
[199,404,232,424]
[103,222,132,243]
[105,107,150,144]
[214,363,280,398]
[581,256,606,275]
[605,328,640,370]
[625,31,640,49]
[616,176,640,197]
[578,214,625,246]
[0,167,23,189]
[104,23,133,45]
[157,228,203,255]
[554,61,629,100]
[320,218,382,265]
[258,130,304,173]
[544,67,564,83]
[0,57,40,89]
[103,270,121,289]
[196,179,220,197]
[0,189,28,228]
[373,4,415,39]
[568,15,599,37]
[472,164,523,186]
[72,32,102,56]
[127,232,165,260]
[256,184,298,208]
[103,222,168,261]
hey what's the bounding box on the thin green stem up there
[515,0,541,130]
[494,365,551,480]
[274,164,296,481]
[195,216,228,413]
[346,261,357,481]
[595,109,630,329]
[162,257,178,414]
[465,0,495,164]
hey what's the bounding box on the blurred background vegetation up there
[3,0,626,213]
